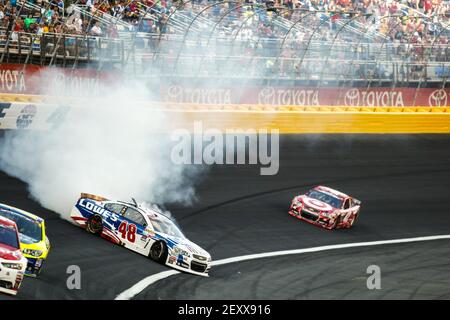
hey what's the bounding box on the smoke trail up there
[141,202,174,219]
[0,77,203,220]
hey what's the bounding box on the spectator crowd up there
[0,0,448,38]
[0,0,448,76]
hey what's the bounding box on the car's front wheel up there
[330,215,340,229]
[349,212,359,228]
[150,241,168,263]
[86,215,103,235]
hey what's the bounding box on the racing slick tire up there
[150,241,168,264]
[86,214,103,235]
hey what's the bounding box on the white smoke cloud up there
[140,202,174,219]
[0,78,203,220]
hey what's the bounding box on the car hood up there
[182,241,210,258]
[163,234,210,259]
[299,195,336,212]
[20,238,47,252]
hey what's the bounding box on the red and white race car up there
[0,216,27,295]
[289,186,361,230]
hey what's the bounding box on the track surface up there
[136,240,450,300]
[1,135,450,300]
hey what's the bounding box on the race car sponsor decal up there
[144,228,155,238]
[118,221,137,243]
[185,244,202,255]
[303,198,333,211]
[176,254,189,268]
[77,199,120,222]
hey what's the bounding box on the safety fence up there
[0,30,126,67]
[1,28,448,84]
[1,3,449,85]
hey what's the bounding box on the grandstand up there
[0,0,448,86]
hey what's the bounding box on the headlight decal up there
[22,248,43,257]
[2,262,23,270]
[172,247,190,257]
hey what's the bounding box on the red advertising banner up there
[1,64,448,107]
[161,86,450,107]
[0,64,115,96]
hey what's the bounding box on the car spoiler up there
[353,198,361,206]
[80,193,109,201]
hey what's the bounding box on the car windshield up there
[149,217,185,239]
[307,190,343,209]
[0,209,42,242]
[0,225,20,249]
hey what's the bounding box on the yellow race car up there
[0,204,50,277]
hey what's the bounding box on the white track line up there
[115,234,450,300]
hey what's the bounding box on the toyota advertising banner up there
[1,64,448,107]
[0,64,116,96]
[161,86,450,107]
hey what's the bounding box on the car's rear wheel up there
[86,215,103,235]
[150,241,168,263]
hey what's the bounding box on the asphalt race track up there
[136,240,450,300]
[1,134,450,300]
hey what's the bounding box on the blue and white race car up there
[70,193,211,276]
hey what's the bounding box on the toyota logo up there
[258,87,275,105]
[428,89,448,107]
[166,86,183,103]
[344,88,360,106]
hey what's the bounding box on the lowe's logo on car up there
[78,199,119,222]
